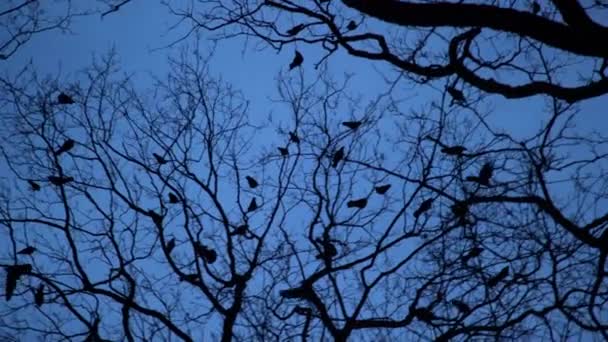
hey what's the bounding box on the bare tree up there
[167,0,608,103]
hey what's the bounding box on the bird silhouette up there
[451,201,468,219]
[315,241,338,260]
[332,147,345,168]
[450,299,471,314]
[461,247,483,264]
[148,210,163,227]
[412,307,436,323]
[374,184,391,195]
[487,266,509,288]
[246,176,259,188]
[17,246,36,255]
[180,273,200,282]
[195,242,217,264]
[342,121,362,130]
[286,24,305,36]
[54,138,75,156]
[441,145,466,156]
[466,162,493,186]
[232,224,249,236]
[447,86,465,105]
[280,287,311,299]
[346,20,357,31]
[153,153,168,165]
[57,92,75,105]
[289,131,300,144]
[27,180,41,191]
[289,51,304,70]
[34,284,44,307]
[168,192,179,204]
[278,147,289,157]
[247,198,258,212]
[48,176,74,186]
[413,199,433,218]
[532,1,540,14]
[5,264,32,301]
[347,198,367,209]
[165,237,176,254]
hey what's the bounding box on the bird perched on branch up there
[347,198,367,209]
[346,20,358,31]
[246,176,259,188]
[450,299,471,314]
[247,198,258,212]
[461,246,483,264]
[57,92,75,105]
[342,121,362,130]
[34,284,44,307]
[278,147,289,157]
[487,266,509,288]
[54,138,75,156]
[195,242,217,264]
[5,264,32,301]
[289,131,300,144]
[165,237,176,254]
[447,86,466,105]
[441,145,467,156]
[27,180,41,191]
[289,51,304,70]
[153,153,168,165]
[332,147,345,168]
[48,176,74,186]
[168,192,179,204]
[286,24,305,36]
[17,246,36,255]
[466,162,493,186]
[414,198,433,218]
[374,184,391,195]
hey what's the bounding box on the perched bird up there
[148,210,163,227]
[346,20,357,31]
[165,237,176,254]
[5,264,32,302]
[195,242,217,264]
[461,247,483,264]
[374,184,391,195]
[17,246,36,255]
[347,198,368,209]
[27,180,41,191]
[289,131,300,144]
[246,176,259,189]
[451,201,468,219]
[168,192,179,204]
[54,138,75,156]
[57,92,75,105]
[342,121,362,130]
[289,51,304,70]
[34,284,44,307]
[441,145,467,156]
[487,266,509,288]
[280,287,311,299]
[413,199,433,218]
[447,86,466,105]
[450,299,471,314]
[286,24,305,36]
[278,147,289,157]
[316,241,338,260]
[332,147,345,168]
[466,162,493,186]
[48,176,74,186]
[180,273,200,282]
[412,307,436,323]
[532,1,540,14]
[232,224,249,236]
[247,198,258,212]
[153,153,168,165]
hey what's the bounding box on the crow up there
[450,299,471,314]
[153,153,168,165]
[165,238,176,254]
[316,241,338,260]
[412,307,436,323]
[247,198,258,212]
[374,184,391,195]
[17,246,36,255]
[278,147,289,157]
[441,145,467,156]
[232,224,249,236]
[280,287,311,299]
[346,20,357,31]
[55,138,75,156]
[48,176,74,186]
[466,162,493,186]
[342,121,362,130]
[487,266,509,288]
[447,86,465,105]
[168,192,179,204]
[332,147,345,168]
[289,51,304,70]
[289,131,300,144]
[413,199,433,218]
[461,247,483,264]
[34,284,44,307]
[57,92,75,105]
[347,198,367,209]
[148,210,163,227]
[246,176,259,188]
[286,24,305,36]
[5,264,32,301]
[28,180,41,191]
[180,273,200,282]
[195,242,217,264]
